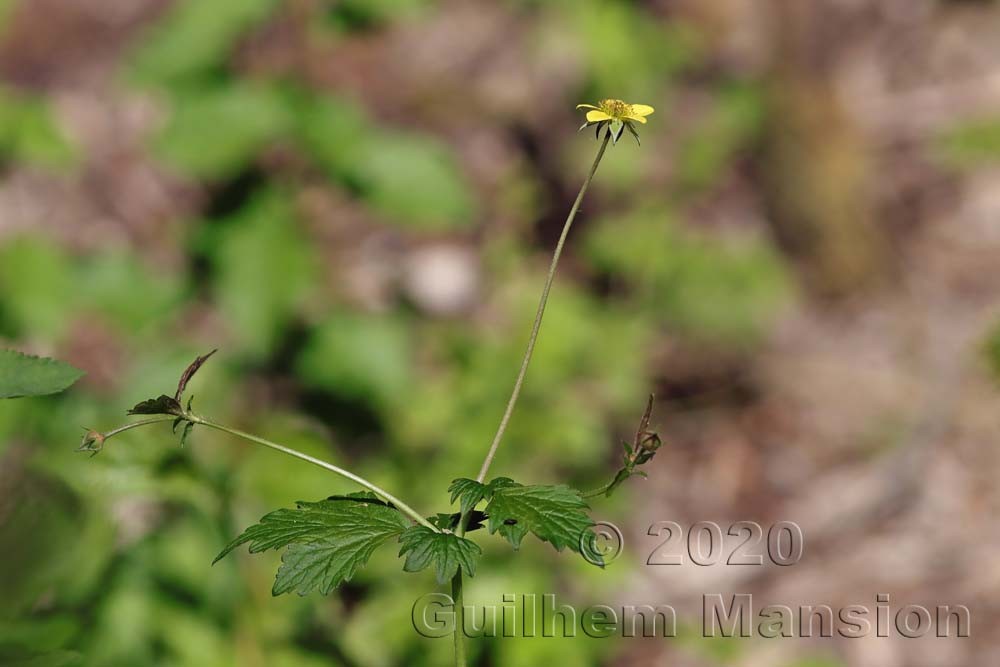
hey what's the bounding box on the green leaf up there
[127,394,182,416]
[214,492,409,595]
[0,350,84,399]
[397,526,481,584]
[448,478,488,514]
[448,476,517,514]
[485,482,595,553]
[496,518,529,550]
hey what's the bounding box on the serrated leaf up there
[487,477,518,492]
[496,518,528,550]
[448,476,518,514]
[215,492,409,595]
[127,394,182,416]
[398,526,481,584]
[485,482,594,553]
[0,350,84,399]
[448,478,488,514]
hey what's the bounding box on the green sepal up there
[625,121,641,145]
[609,120,625,144]
[179,421,194,447]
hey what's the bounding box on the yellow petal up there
[625,115,647,124]
[576,104,600,110]
[586,110,612,122]
[629,104,655,117]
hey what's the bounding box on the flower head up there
[577,99,654,145]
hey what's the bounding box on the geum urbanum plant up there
[82,100,660,666]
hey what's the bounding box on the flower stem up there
[475,131,612,484]
[104,416,176,438]
[188,416,438,531]
[451,571,467,667]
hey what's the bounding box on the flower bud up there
[78,428,106,456]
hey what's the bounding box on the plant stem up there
[474,131,611,484]
[451,571,467,667]
[580,481,614,499]
[188,416,438,531]
[104,416,177,438]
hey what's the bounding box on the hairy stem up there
[475,131,611,484]
[188,416,438,531]
[451,571,467,667]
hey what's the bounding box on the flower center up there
[599,99,631,119]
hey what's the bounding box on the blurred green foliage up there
[585,207,788,343]
[0,89,75,169]
[984,321,1000,382]
[129,0,280,86]
[937,117,1000,168]
[0,0,811,665]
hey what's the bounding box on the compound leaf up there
[215,492,409,595]
[0,350,84,399]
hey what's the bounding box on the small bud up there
[77,428,107,457]
[638,432,661,453]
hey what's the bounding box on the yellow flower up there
[577,98,654,145]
